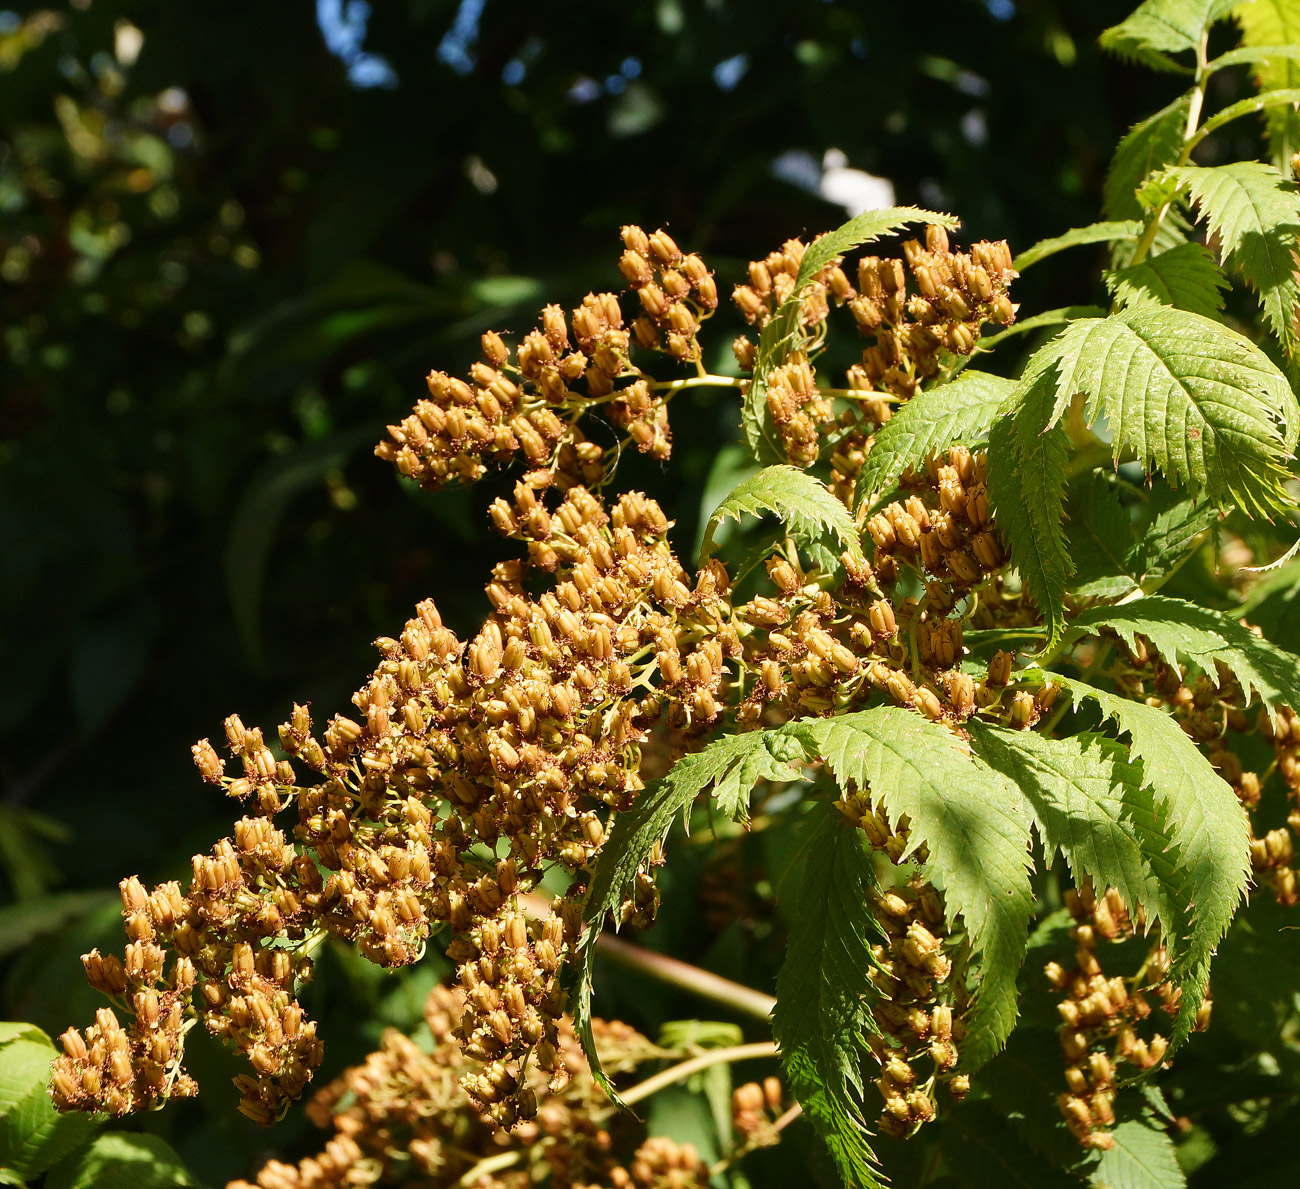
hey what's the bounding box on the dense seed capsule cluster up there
[830,795,970,1138]
[52,219,1035,1143]
[53,480,742,1124]
[732,226,1016,483]
[376,226,716,493]
[1044,882,1209,1150]
[229,985,712,1189]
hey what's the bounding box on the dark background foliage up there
[2,0,1272,1182]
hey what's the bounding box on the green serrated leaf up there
[1106,241,1229,317]
[1013,222,1143,272]
[788,707,1034,1069]
[1071,595,1300,718]
[0,1083,95,1182]
[795,207,958,290]
[1105,97,1193,220]
[1135,492,1218,581]
[1033,307,1300,517]
[967,724,1175,946]
[1089,1110,1185,1189]
[572,730,799,1099]
[1055,676,1250,1046]
[853,372,1015,512]
[772,801,885,1189]
[743,208,959,466]
[44,1133,197,1189]
[987,365,1073,648]
[1100,1,1218,71]
[1232,1,1300,165]
[1159,162,1300,362]
[701,465,862,565]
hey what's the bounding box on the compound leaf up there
[1033,307,1299,518]
[772,802,886,1188]
[1055,677,1250,1046]
[967,724,1175,946]
[1071,595,1300,720]
[1106,241,1229,317]
[788,707,1034,1070]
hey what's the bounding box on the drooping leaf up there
[1158,162,1300,361]
[1055,676,1250,1045]
[1104,97,1192,220]
[987,363,1073,648]
[1071,595,1300,719]
[701,465,862,564]
[772,802,886,1189]
[853,371,1015,511]
[967,724,1175,945]
[742,208,957,466]
[572,730,800,1099]
[1031,306,1300,517]
[788,707,1034,1069]
[44,1133,197,1189]
[1231,0,1300,164]
[1106,241,1229,317]
[1013,222,1143,272]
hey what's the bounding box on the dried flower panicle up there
[377,226,717,494]
[55,480,742,1126]
[732,225,1016,484]
[54,216,1033,1147]
[229,985,710,1189]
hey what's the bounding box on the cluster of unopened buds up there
[376,224,717,493]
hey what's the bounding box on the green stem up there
[596,934,777,1022]
[606,1041,779,1113]
[650,373,743,393]
[456,1151,521,1186]
[1128,30,1210,270]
